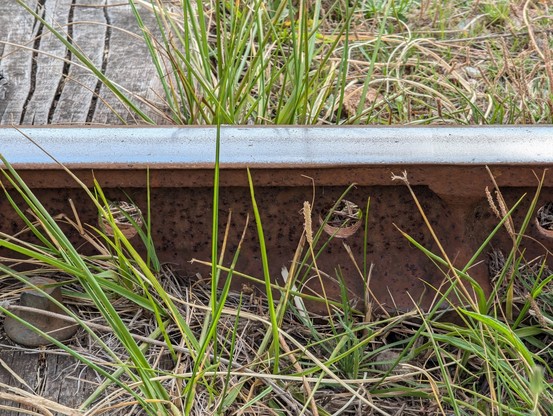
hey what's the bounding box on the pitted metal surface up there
[1,127,552,315]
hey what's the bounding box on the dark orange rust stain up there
[1,164,551,316]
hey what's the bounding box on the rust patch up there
[0,165,551,316]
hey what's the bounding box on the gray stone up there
[4,277,78,347]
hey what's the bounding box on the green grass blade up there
[247,168,280,373]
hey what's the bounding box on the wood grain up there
[0,347,98,415]
[91,0,162,124]
[0,0,170,412]
[0,0,167,126]
[50,0,107,124]
[0,0,39,124]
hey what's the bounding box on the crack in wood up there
[47,0,75,124]
[2,0,166,126]
[86,0,111,123]
[19,0,47,125]
[34,349,47,396]
[0,70,8,122]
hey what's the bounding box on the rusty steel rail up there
[1,126,552,315]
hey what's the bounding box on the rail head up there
[1,125,552,168]
[1,126,551,190]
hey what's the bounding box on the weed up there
[3,0,553,414]
[13,0,553,125]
